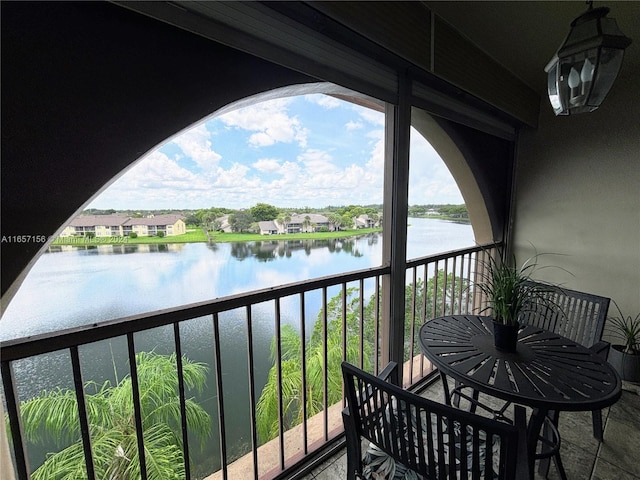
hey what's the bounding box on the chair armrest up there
[513,405,532,480]
[589,340,610,359]
[357,363,400,405]
[378,362,399,384]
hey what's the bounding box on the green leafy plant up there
[11,351,211,480]
[608,301,640,354]
[256,288,372,443]
[474,251,563,325]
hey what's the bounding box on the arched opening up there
[2,83,499,478]
[3,82,493,331]
[410,109,493,244]
[4,82,493,311]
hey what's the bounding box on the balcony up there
[5,241,636,479]
[2,245,499,480]
[2,2,638,479]
[305,381,640,480]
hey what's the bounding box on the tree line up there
[215,203,468,232]
[85,204,468,228]
[408,204,468,218]
[188,203,382,233]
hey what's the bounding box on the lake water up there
[0,218,473,475]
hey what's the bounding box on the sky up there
[88,93,464,211]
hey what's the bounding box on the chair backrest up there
[341,361,527,480]
[520,282,610,348]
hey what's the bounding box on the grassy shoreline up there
[51,227,383,246]
[50,215,467,246]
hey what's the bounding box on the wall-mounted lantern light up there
[545,2,632,115]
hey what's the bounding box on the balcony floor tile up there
[301,380,640,480]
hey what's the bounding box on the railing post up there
[1,361,27,480]
[381,69,411,385]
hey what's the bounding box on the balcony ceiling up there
[424,1,640,95]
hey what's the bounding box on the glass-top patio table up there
[419,315,622,479]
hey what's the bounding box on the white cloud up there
[365,136,385,172]
[213,163,252,188]
[88,94,462,210]
[248,132,275,147]
[89,150,212,209]
[408,128,464,204]
[305,94,342,109]
[114,151,205,189]
[274,160,303,185]
[297,149,339,178]
[170,124,222,172]
[358,108,385,127]
[219,98,308,148]
[252,158,282,173]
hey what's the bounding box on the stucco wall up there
[513,68,640,330]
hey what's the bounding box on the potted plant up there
[475,252,561,352]
[607,302,640,383]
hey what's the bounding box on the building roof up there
[69,215,129,227]
[258,220,278,231]
[124,214,184,226]
[69,214,184,227]
[290,213,329,223]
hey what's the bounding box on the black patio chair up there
[519,282,611,441]
[341,361,530,480]
[519,282,610,353]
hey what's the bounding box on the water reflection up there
[230,234,377,262]
[47,243,187,254]
[109,244,180,254]
[46,237,378,260]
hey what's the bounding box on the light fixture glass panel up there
[580,58,594,83]
[590,47,625,105]
[559,48,599,110]
[546,60,562,114]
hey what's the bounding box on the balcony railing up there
[1,243,499,480]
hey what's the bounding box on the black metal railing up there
[403,244,499,387]
[1,243,499,480]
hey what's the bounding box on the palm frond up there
[15,352,210,479]
[142,423,187,480]
[19,388,80,446]
[30,441,86,480]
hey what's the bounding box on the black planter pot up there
[493,321,519,352]
[608,344,640,383]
